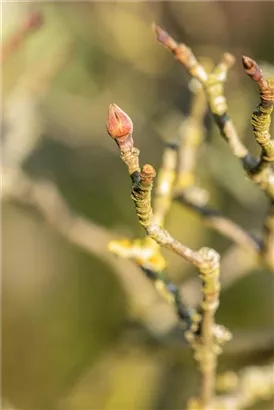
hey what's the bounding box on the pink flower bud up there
[107,104,133,139]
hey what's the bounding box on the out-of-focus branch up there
[215,362,274,409]
[1,11,43,64]
[2,41,74,174]
[175,80,207,194]
[175,195,261,252]
[2,166,183,337]
[262,201,274,270]
[1,26,179,340]
[153,141,177,227]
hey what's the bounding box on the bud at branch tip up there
[107,103,133,139]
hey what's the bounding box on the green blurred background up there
[1,2,274,409]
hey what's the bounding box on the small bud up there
[242,55,263,82]
[107,104,133,139]
[153,24,177,51]
[242,55,254,71]
[140,164,156,184]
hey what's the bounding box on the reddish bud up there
[242,55,272,101]
[242,55,263,82]
[107,104,133,139]
[153,24,177,51]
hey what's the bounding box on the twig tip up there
[141,164,156,183]
[106,103,133,139]
[242,55,254,70]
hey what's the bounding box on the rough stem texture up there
[154,24,274,272]
[154,24,274,198]
[107,103,226,408]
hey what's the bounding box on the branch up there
[262,200,274,270]
[186,248,224,409]
[154,24,274,201]
[153,141,178,227]
[140,266,195,332]
[242,56,274,167]
[172,71,260,253]
[174,195,261,252]
[1,11,43,63]
[242,56,274,270]
[1,167,180,336]
[215,362,274,409]
[107,103,231,409]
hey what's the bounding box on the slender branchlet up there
[215,362,274,409]
[108,240,197,333]
[154,24,274,273]
[173,75,259,252]
[107,104,168,276]
[262,200,274,270]
[153,142,177,227]
[153,24,208,83]
[242,55,274,167]
[241,57,274,269]
[107,104,199,335]
[1,11,43,63]
[108,238,166,272]
[175,195,261,252]
[176,83,208,194]
[153,24,274,201]
[186,248,231,409]
[107,103,207,267]
[131,162,204,267]
[154,24,247,160]
[141,266,198,332]
[107,104,231,408]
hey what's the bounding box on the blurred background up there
[1,2,274,409]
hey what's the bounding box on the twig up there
[153,25,246,159]
[198,250,220,407]
[1,167,180,336]
[242,56,274,270]
[262,200,274,269]
[106,107,203,265]
[185,249,232,409]
[153,141,177,227]
[176,82,207,192]
[141,266,196,332]
[172,74,260,252]
[174,195,261,252]
[1,11,43,63]
[153,24,274,201]
[215,362,274,409]
[242,56,274,168]
[107,103,230,408]
[181,243,259,309]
